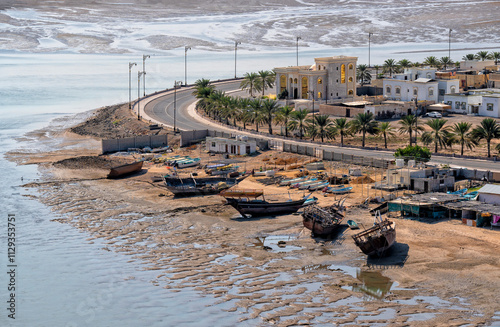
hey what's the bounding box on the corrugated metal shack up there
[388,193,463,219]
[442,201,500,227]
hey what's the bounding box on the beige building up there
[275,55,358,102]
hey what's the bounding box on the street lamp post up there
[296,36,301,66]
[308,90,315,126]
[184,46,191,86]
[368,32,373,67]
[173,80,182,133]
[128,62,137,110]
[448,29,452,60]
[234,41,241,79]
[142,54,150,96]
[137,71,144,120]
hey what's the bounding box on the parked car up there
[426,111,442,118]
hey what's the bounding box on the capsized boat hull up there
[302,203,345,237]
[107,161,143,179]
[352,220,396,256]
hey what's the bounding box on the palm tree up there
[261,99,280,134]
[350,112,378,147]
[248,98,264,132]
[462,54,475,61]
[423,56,439,68]
[450,122,478,156]
[308,114,334,143]
[383,59,397,77]
[289,108,309,139]
[373,65,380,78]
[275,105,294,137]
[240,72,261,97]
[490,52,500,65]
[398,114,424,146]
[377,122,396,149]
[440,57,453,70]
[412,61,421,67]
[472,118,500,157]
[398,59,412,72]
[475,51,492,61]
[356,64,372,86]
[332,117,351,146]
[421,118,451,153]
[237,98,252,129]
[257,70,275,97]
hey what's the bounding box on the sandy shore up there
[7,103,500,326]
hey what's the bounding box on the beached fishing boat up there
[302,199,346,237]
[107,161,143,179]
[163,175,242,196]
[219,189,264,198]
[279,176,307,186]
[306,181,330,191]
[352,211,396,256]
[302,196,319,206]
[222,191,309,218]
[324,186,353,194]
[175,157,201,168]
[290,177,318,188]
[206,164,239,176]
[347,220,360,230]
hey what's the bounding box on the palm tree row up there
[462,51,500,64]
[239,70,276,97]
[193,78,500,157]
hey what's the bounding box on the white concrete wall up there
[479,95,500,118]
[383,79,439,102]
[444,94,482,114]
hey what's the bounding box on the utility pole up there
[173,80,181,132]
[128,62,137,110]
[368,32,373,67]
[142,54,150,96]
[296,36,301,66]
[448,29,452,60]
[137,71,144,120]
[234,41,241,79]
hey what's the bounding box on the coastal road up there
[142,80,500,172]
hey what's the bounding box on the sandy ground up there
[6,103,500,326]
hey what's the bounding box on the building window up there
[211,142,216,147]
[289,77,293,84]
[348,90,354,95]
[413,88,418,96]
[348,77,353,82]
[386,86,391,94]
[395,87,401,95]
[428,88,434,96]
[450,86,456,93]
[318,92,322,98]
[280,75,286,93]
[341,64,346,83]
[294,78,298,84]
[487,103,494,111]
[301,77,308,99]
[446,101,452,106]
[317,78,322,84]
[348,63,354,70]
[461,102,466,110]
[426,73,432,79]
[455,101,460,109]
[439,89,445,96]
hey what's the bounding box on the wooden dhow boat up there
[302,198,346,237]
[163,174,243,197]
[107,161,143,179]
[222,190,309,218]
[352,211,396,256]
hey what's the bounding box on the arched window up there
[450,86,456,93]
[348,77,353,82]
[395,87,401,95]
[413,88,418,96]
[341,64,346,83]
[317,78,322,84]
[289,77,293,84]
[428,88,434,96]
[426,73,432,79]
[280,75,286,93]
[348,63,354,70]
[318,92,322,98]
[294,78,298,84]
[301,77,308,99]
[386,86,391,94]
[348,90,354,95]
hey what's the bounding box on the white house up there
[477,184,500,205]
[206,136,256,155]
[479,94,500,118]
[437,79,460,102]
[392,68,437,81]
[443,93,482,114]
[383,78,439,102]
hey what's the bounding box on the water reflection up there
[351,270,394,300]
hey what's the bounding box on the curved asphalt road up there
[143,80,500,172]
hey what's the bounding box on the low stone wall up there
[102,135,168,153]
